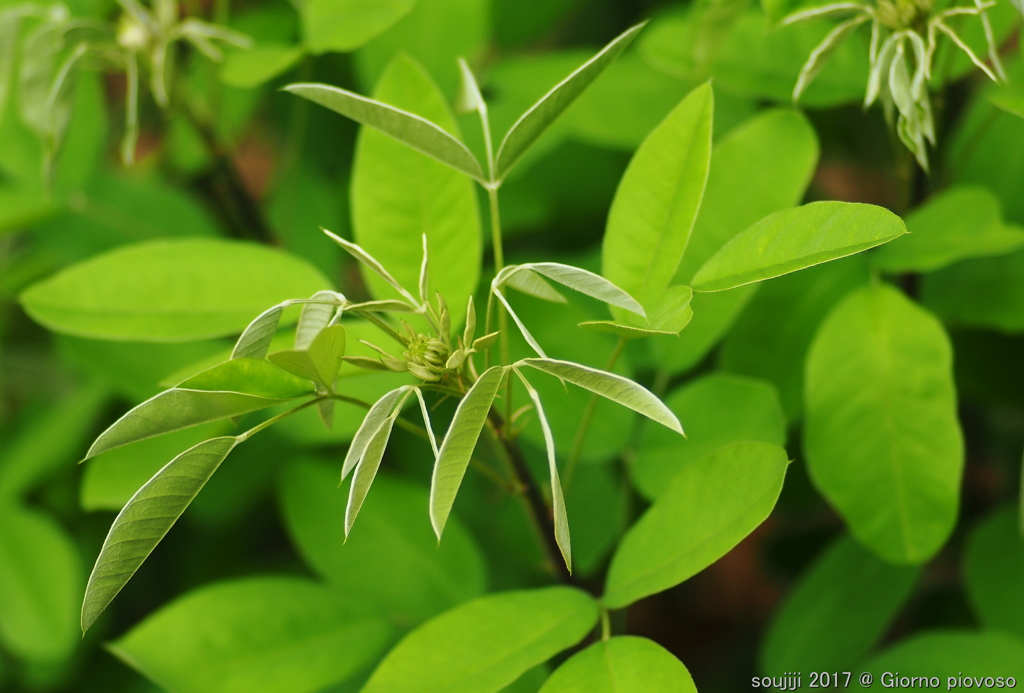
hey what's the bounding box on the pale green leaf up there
[655,287,758,374]
[302,0,414,54]
[494,23,646,181]
[518,358,682,434]
[362,587,599,693]
[342,386,412,482]
[632,373,785,500]
[805,284,963,563]
[323,229,419,305]
[576,321,678,339]
[430,366,506,540]
[110,577,393,693]
[516,371,571,572]
[603,83,712,319]
[82,436,238,633]
[692,202,906,292]
[220,43,304,88]
[539,636,697,693]
[280,461,486,624]
[296,291,342,349]
[231,303,285,359]
[284,83,485,182]
[0,506,81,663]
[874,187,1024,273]
[510,263,645,316]
[604,441,788,608]
[964,507,1024,641]
[863,631,1024,681]
[19,239,331,342]
[760,535,919,675]
[269,324,346,389]
[345,390,411,535]
[503,269,567,303]
[351,55,481,314]
[495,290,548,358]
[793,15,871,101]
[584,285,695,338]
[84,359,313,459]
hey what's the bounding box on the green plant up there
[4,0,1024,690]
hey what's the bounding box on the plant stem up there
[564,336,626,489]
[486,185,514,422]
[238,397,321,441]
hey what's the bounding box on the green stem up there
[238,397,321,442]
[564,336,626,489]
[487,186,513,420]
[359,311,407,346]
[600,609,611,641]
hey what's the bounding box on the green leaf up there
[863,631,1024,681]
[873,186,1024,273]
[494,23,646,181]
[604,441,788,608]
[516,371,571,572]
[539,636,698,693]
[504,269,568,303]
[632,373,785,500]
[362,587,599,693]
[110,577,394,693]
[921,247,1024,332]
[19,239,331,342]
[231,303,286,359]
[284,83,485,182]
[430,366,506,540]
[351,55,481,313]
[345,390,411,535]
[654,286,758,374]
[792,15,871,101]
[518,358,682,434]
[805,284,963,564]
[342,386,412,482]
[280,460,486,624]
[583,285,695,338]
[602,83,712,319]
[302,0,415,54]
[760,535,920,675]
[965,506,1024,641]
[82,436,239,633]
[220,43,304,88]
[0,505,81,663]
[295,291,342,349]
[498,263,644,316]
[692,202,906,292]
[85,359,313,459]
[269,324,347,389]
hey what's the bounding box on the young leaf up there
[692,202,906,292]
[342,386,413,483]
[232,303,286,359]
[82,436,239,633]
[430,366,506,540]
[602,83,712,319]
[494,290,548,358]
[502,268,567,303]
[539,636,697,693]
[109,577,393,693]
[516,370,571,572]
[345,390,412,536]
[413,387,439,457]
[362,587,599,693]
[494,23,646,181]
[793,15,871,102]
[284,83,486,182]
[323,229,420,305]
[581,285,694,338]
[805,284,963,564]
[19,239,331,342]
[760,536,920,675]
[517,358,682,434]
[510,263,646,316]
[270,324,347,389]
[603,441,788,608]
[295,290,342,350]
[85,359,314,459]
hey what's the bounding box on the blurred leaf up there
[82,436,239,633]
[280,461,486,625]
[0,505,81,662]
[693,202,905,292]
[873,187,1024,273]
[604,441,788,608]
[863,631,1024,680]
[495,23,645,181]
[0,384,107,498]
[539,636,698,693]
[760,535,919,675]
[921,247,1024,332]
[602,83,712,320]
[351,55,481,312]
[965,506,1024,641]
[268,164,344,278]
[20,239,331,341]
[805,284,963,564]
[0,185,57,236]
[111,577,393,693]
[362,587,599,693]
[85,359,312,459]
[719,254,869,417]
[430,365,506,540]
[562,462,625,577]
[303,0,415,54]
[632,373,785,500]
[518,358,682,434]
[220,43,304,88]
